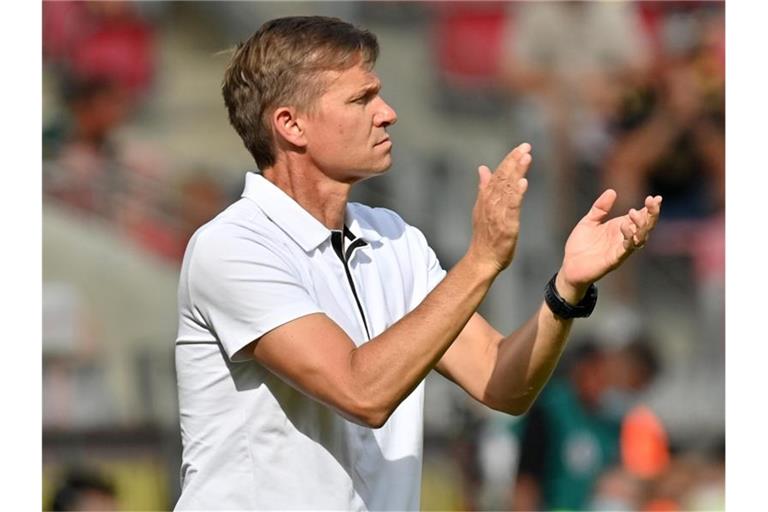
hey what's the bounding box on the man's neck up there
[263,161,352,231]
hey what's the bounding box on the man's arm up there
[437,190,662,414]
[248,144,533,428]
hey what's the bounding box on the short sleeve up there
[405,223,446,293]
[187,226,323,362]
[425,241,447,292]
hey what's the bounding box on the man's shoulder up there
[187,198,285,259]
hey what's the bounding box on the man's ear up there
[272,107,307,148]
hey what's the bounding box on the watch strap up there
[544,272,598,319]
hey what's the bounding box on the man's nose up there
[373,97,398,127]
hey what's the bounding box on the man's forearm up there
[483,299,576,415]
[349,249,497,426]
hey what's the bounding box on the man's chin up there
[372,159,394,175]
[354,162,392,183]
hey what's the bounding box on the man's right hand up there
[467,142,533,276]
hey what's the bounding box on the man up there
[174,16,661,510]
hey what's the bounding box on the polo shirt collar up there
[242,172,330,251]
[241,172,381,251]
[346,205,383,244]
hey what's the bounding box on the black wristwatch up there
[544,272,598,319]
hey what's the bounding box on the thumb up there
[477,165,492,190]
[584,189,617,223]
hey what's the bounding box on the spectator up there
[601,4,724,304]
[601,335,663,421]
[43,1,155,101]
[43,75,131,217]
[49,467,118,511]
[43,73,178,264]
[602,42,724,221]
[499,1,652,230]
[510,341,620,511]
[589,466,643,511]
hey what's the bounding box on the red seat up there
[431,3,510,89]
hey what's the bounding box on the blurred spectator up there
[501,2,651,110]
[510,341,620,511]
[42,72,180,264]
[602,3,724,318]
[640,455,699,512]
[508,335,666,510]
[42,0,181,263]
[603,18,724,221]
[634,441,724,511]
[43,1,155,101]
[596,334,671,485]
[589,466,644,511]
[49,467,117,511]
[43,75,131,216]
[621,405,671,481]
[601,335,663,421]
[499,1,652,229]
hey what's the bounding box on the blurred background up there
[41,1,724,510]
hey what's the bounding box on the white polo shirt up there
[175,172,446,510]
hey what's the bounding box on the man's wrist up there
[462,247,502,284]
[554,271,589,305]
[545,272,598,320]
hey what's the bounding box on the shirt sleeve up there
[187,225,323,362]
[425,240,447,292]
[407,223,447,293]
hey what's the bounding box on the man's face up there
[300,63,398,182]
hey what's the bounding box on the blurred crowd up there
[43,1,234,266]
[42,2,724,510]
[474,336,724,511]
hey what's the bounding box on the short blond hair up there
[222,16,379,169]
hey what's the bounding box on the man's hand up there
[557,189,662,302]
[468,142,533,276]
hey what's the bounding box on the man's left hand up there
[556,190,662,301]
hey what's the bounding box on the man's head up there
[222,16,386,172]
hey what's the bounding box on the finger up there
[584,189,617,223]
[477,165,492,190]
[516,152,533,179]
[495,142,532,177]
[645,195,663,220]
[517,177,529,196]
[620,217,637,243]
[628,208,647,231]
[628,209,651,248]
[641,195,663,234]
